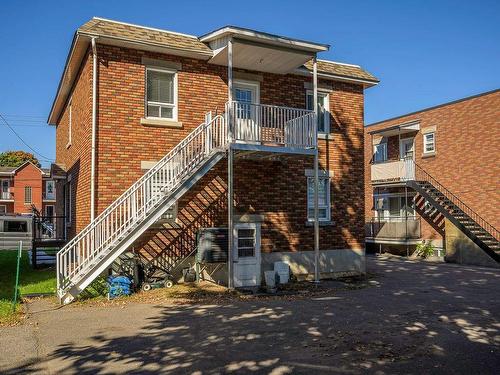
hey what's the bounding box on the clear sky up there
[1,0,499,167]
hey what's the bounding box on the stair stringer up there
[407,180,500,262]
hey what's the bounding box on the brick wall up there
[55,50,93,237]
[56,43,367,253]
[364,90,500,242]
[12,163,42,214]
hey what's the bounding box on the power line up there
[0,113,54,162]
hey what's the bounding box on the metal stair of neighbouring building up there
[407,163,499,263]
[56,114,227,304]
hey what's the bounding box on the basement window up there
[146,68,177,120]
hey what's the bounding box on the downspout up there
[90,37,97,222]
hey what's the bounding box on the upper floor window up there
[24,186,32,204]
[45,180,55,200]
[423,132,435,154]
[306,91,330,134]
[373,143,387,163]
[146,68,177,120]
[307,176,331,221]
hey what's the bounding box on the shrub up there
[416,240,435,258]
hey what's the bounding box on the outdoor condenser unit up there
[197,228,228,263]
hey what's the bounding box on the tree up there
[0,151,41,168]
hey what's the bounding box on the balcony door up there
[400,138,414,160]
[1,180,9,200]
[234,80,260,143]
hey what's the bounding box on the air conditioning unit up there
[197,228,228,263]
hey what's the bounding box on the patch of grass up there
[0,250,56,325]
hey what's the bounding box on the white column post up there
[313,55,320,283]
[227,38,234,289]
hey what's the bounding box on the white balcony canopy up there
[200,26,329,74]
[368,120,420,137]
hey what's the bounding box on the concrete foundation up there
[444,219,499,268]
[198,248,366,286]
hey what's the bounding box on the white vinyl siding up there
[146,68,177,120]
[307,176,330,221]
[423,132,435,154]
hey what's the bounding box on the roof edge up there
[366,88,500,127]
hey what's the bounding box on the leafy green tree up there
[0,151,41,168]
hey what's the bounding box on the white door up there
[233,223,261,288]
[400,138,414,160]
[234,81,260,143]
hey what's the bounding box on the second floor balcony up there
[371,158,415,184]
[226,101,317,155]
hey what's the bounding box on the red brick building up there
[0,162,57,216]
[364,89,499,267]
[48,18,379,302]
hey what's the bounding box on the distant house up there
[0,161,61,216]
[364,89,499,267]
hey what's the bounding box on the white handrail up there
[226,101,316,149]
[57,115,227,295]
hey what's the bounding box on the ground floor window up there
[307,176,330,221]
[0,205,6,214]
[374,192,416,220]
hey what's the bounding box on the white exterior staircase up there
[57,115,227,303]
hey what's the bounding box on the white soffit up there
[369,121,420,137]
[209,40,314,74]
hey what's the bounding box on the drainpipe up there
[90,37,97,222]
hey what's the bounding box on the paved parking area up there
[1,255,499,374]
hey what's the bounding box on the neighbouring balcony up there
[1,191,13,200]
[365,216,421,241]
[371,158,415,184]
[226,101,317,155]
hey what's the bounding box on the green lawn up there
[0,250,56,324]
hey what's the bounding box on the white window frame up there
[374,192,417,220]
[145,67,178,121]
[0,205,6,214]
[423,132,435,154]
[306,90,330,135]
[66,99,72,149]
[24,186,32,204]
[45,180,55,200]
[233,79,261,104]
[307,175,331,222]
[1,179,10,200]
[373,142,388,163]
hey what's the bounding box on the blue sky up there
[1,0,499,166]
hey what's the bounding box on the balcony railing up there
[366,216,421,240]
[371,158,415,183]
[226,101,317,150]
[1,191,12,200]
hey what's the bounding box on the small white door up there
[233,223,261,288]
[234,81,260,143]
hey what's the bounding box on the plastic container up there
[274,261,290,284]
[264,270,277,288]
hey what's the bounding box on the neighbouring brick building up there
[48,18,379,302]
[364,89,499,267]
[0,161,59,216]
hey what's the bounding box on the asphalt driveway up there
[1,255,499,374]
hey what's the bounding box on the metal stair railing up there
[412,161,499,241]
[57,115,227,296]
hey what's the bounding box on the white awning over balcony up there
[200,26,329,74]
